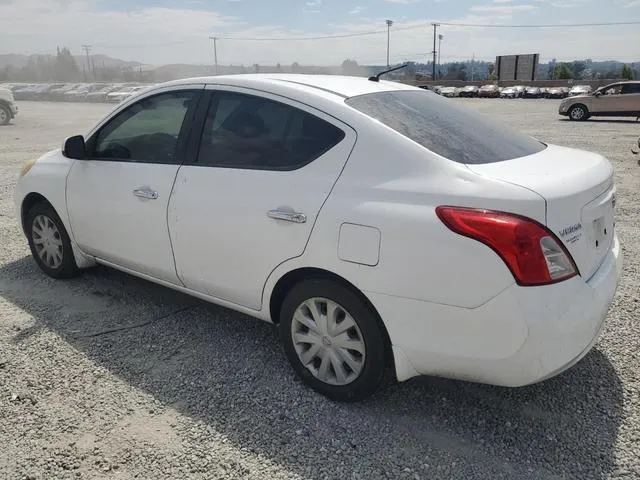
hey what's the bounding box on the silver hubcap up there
[0,109,7,122]
[32,215,63,269]
[571,107,585,120]
[291,297,366,386]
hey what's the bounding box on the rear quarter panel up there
[263,119,547,311]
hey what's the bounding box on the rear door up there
[620,83,640,113]
[168,87,356,310]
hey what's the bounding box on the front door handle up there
[267,210,307,224]
[133,188,159,200]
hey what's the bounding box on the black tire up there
[0,104,10,126]
[25,201,80,279]
[568,104,590,121]
[279,278,387,402]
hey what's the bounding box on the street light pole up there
[386,20,393,68]
[208,35,219,75]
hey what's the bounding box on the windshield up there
[345,90,546,164]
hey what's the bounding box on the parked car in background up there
[459,85,479,98]
[13,84,39,100]
[568,85,593,97]
[560,80,640,121]
[64,84,104,102]
[439,86,460,98]
[478,84,500,98]
[85,84,123,103]
[513,86,526,98]
[0,86,19,125]
[48,84,84,101]
[546,87,569,99]
[524,87,543,99]
[500,87,518,99]
[106,85,149,103]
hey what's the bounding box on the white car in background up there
[14,74,622,401]
[105,85,148,103]
[569,85,593,97]
[439,86,459,98]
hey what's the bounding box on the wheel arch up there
[21,192,51,233]
[268,266,395,370]
[569,103,589,113]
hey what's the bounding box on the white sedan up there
[14,74,623,401]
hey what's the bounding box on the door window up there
[601,85,622,95]
[621,83,640,94]
[91,90,196,164]
[196,91,345,170]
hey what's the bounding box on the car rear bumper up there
[367,232,623,386]
[10,103,18,117]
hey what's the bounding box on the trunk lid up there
[467,144,615,281]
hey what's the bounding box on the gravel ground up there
[0,100,639,480]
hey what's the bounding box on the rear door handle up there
[267,210,307,224]
[133,188,159,200]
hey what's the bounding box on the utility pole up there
[471,52,475,81]
[208,36,219,75]
[431,23,439,81]
[81,44,92,81]
[386,20,393,68]
[437,34,443,79]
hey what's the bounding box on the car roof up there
[159,74,418,99]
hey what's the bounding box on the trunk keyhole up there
[604,228,607,235]
[596,240,599,247]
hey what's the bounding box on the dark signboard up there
[495,54,540,81]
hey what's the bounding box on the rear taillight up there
[436,206,578,286]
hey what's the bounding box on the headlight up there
[19,158,37,177]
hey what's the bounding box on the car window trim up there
[185,88,348,171]
[84,87,205,165]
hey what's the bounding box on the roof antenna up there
[368,63,409,82]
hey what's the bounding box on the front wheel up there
[25,202,80,279]
[568,104,590,121]
[279,279,388,402]
[0,104,10,125]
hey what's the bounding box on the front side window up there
[345,90,546,165]
[602,85,622,95]
[196,91,345,170]
[92,90,196,163]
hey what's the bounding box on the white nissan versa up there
[14,74,623,401]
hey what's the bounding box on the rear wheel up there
[25,202,80,279]
[569,104,590,121]
[279,278,387,402]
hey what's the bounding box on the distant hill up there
[0,53,141,69]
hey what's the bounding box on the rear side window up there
[621,83,640,94]
[345,90,546,164]
[196,91,345,170]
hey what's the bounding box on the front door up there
[168,87,356,310]
[591,83,624,113]
[66,88,201,284]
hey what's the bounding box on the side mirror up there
[594,91,601,97]
[63,135,86,160]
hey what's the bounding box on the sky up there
[1,0,639,66]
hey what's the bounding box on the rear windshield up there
[345,90,546,164]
